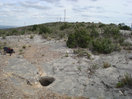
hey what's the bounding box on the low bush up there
[67,28,90,48]
[39,25,51,34]
[87,23,97,29]
[116,82,124,88]
[103,62,111,68]
[75,28,90,48]
[90,28,99,38]
[60,23,70,30]
[74,48,91,59]
[116,74,132,88]
[41,33,50,39]
[22,45,26,49]
[92,38,116,54]
[20,30,25,35]
[88,64,98,76]
[99,23,106,28]
[116,36,125,45]
[75,23,85,28]
[67,33,77,48]
[121,41,132,46]
[67,25,121,54]
[30,35,34,39]
[119,23,131,30]
[103,25,120,36]
[32,25,38,31]
[0,30,5,37]
[122,42,132,50]
[57,32,65,39]
[11,29,18,35]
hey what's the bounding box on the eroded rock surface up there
[0,35,132,99]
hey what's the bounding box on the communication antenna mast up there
[24,22,26,26]
[131,23,132,30]
[60,17,61,22]
[64,9,66,22]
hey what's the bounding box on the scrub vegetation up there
[0,22,131,54]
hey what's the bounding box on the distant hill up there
[0,25,16,29]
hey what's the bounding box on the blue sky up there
[0,0,132,26]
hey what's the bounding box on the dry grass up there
[103,62,111,68]
[74,49,91,59]
[116,74,132,88]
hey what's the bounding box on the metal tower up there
[64,9,66,22]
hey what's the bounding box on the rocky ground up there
[0,35,132,99]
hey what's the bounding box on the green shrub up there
[0,30,6,37]
[67,28,90,48]
[20,30,25,35]
[90,28,99,38]
[121,26,131,30]
[32,25,38,31]
[67,33,77,48]
[116,82,124,88]
[67,26,120,54]
[117,36,125,44]
[75,28,90,48]
[75,23,85,28]
[92,38,115,54]
[103,26,120,36]
[119,23,131,30]
[87,23,97,29]
[60,23,70,30]
[39,25,51,34]
[11,29,17,35]
[99,23,106,28]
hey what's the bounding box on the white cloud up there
[0,0,132,26]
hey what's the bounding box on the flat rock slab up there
[4,58,39,85]
[1,36,132,99]
[40,52,132,99]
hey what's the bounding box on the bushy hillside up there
[0,22,132,54]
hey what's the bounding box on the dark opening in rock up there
[39,76,55,86]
